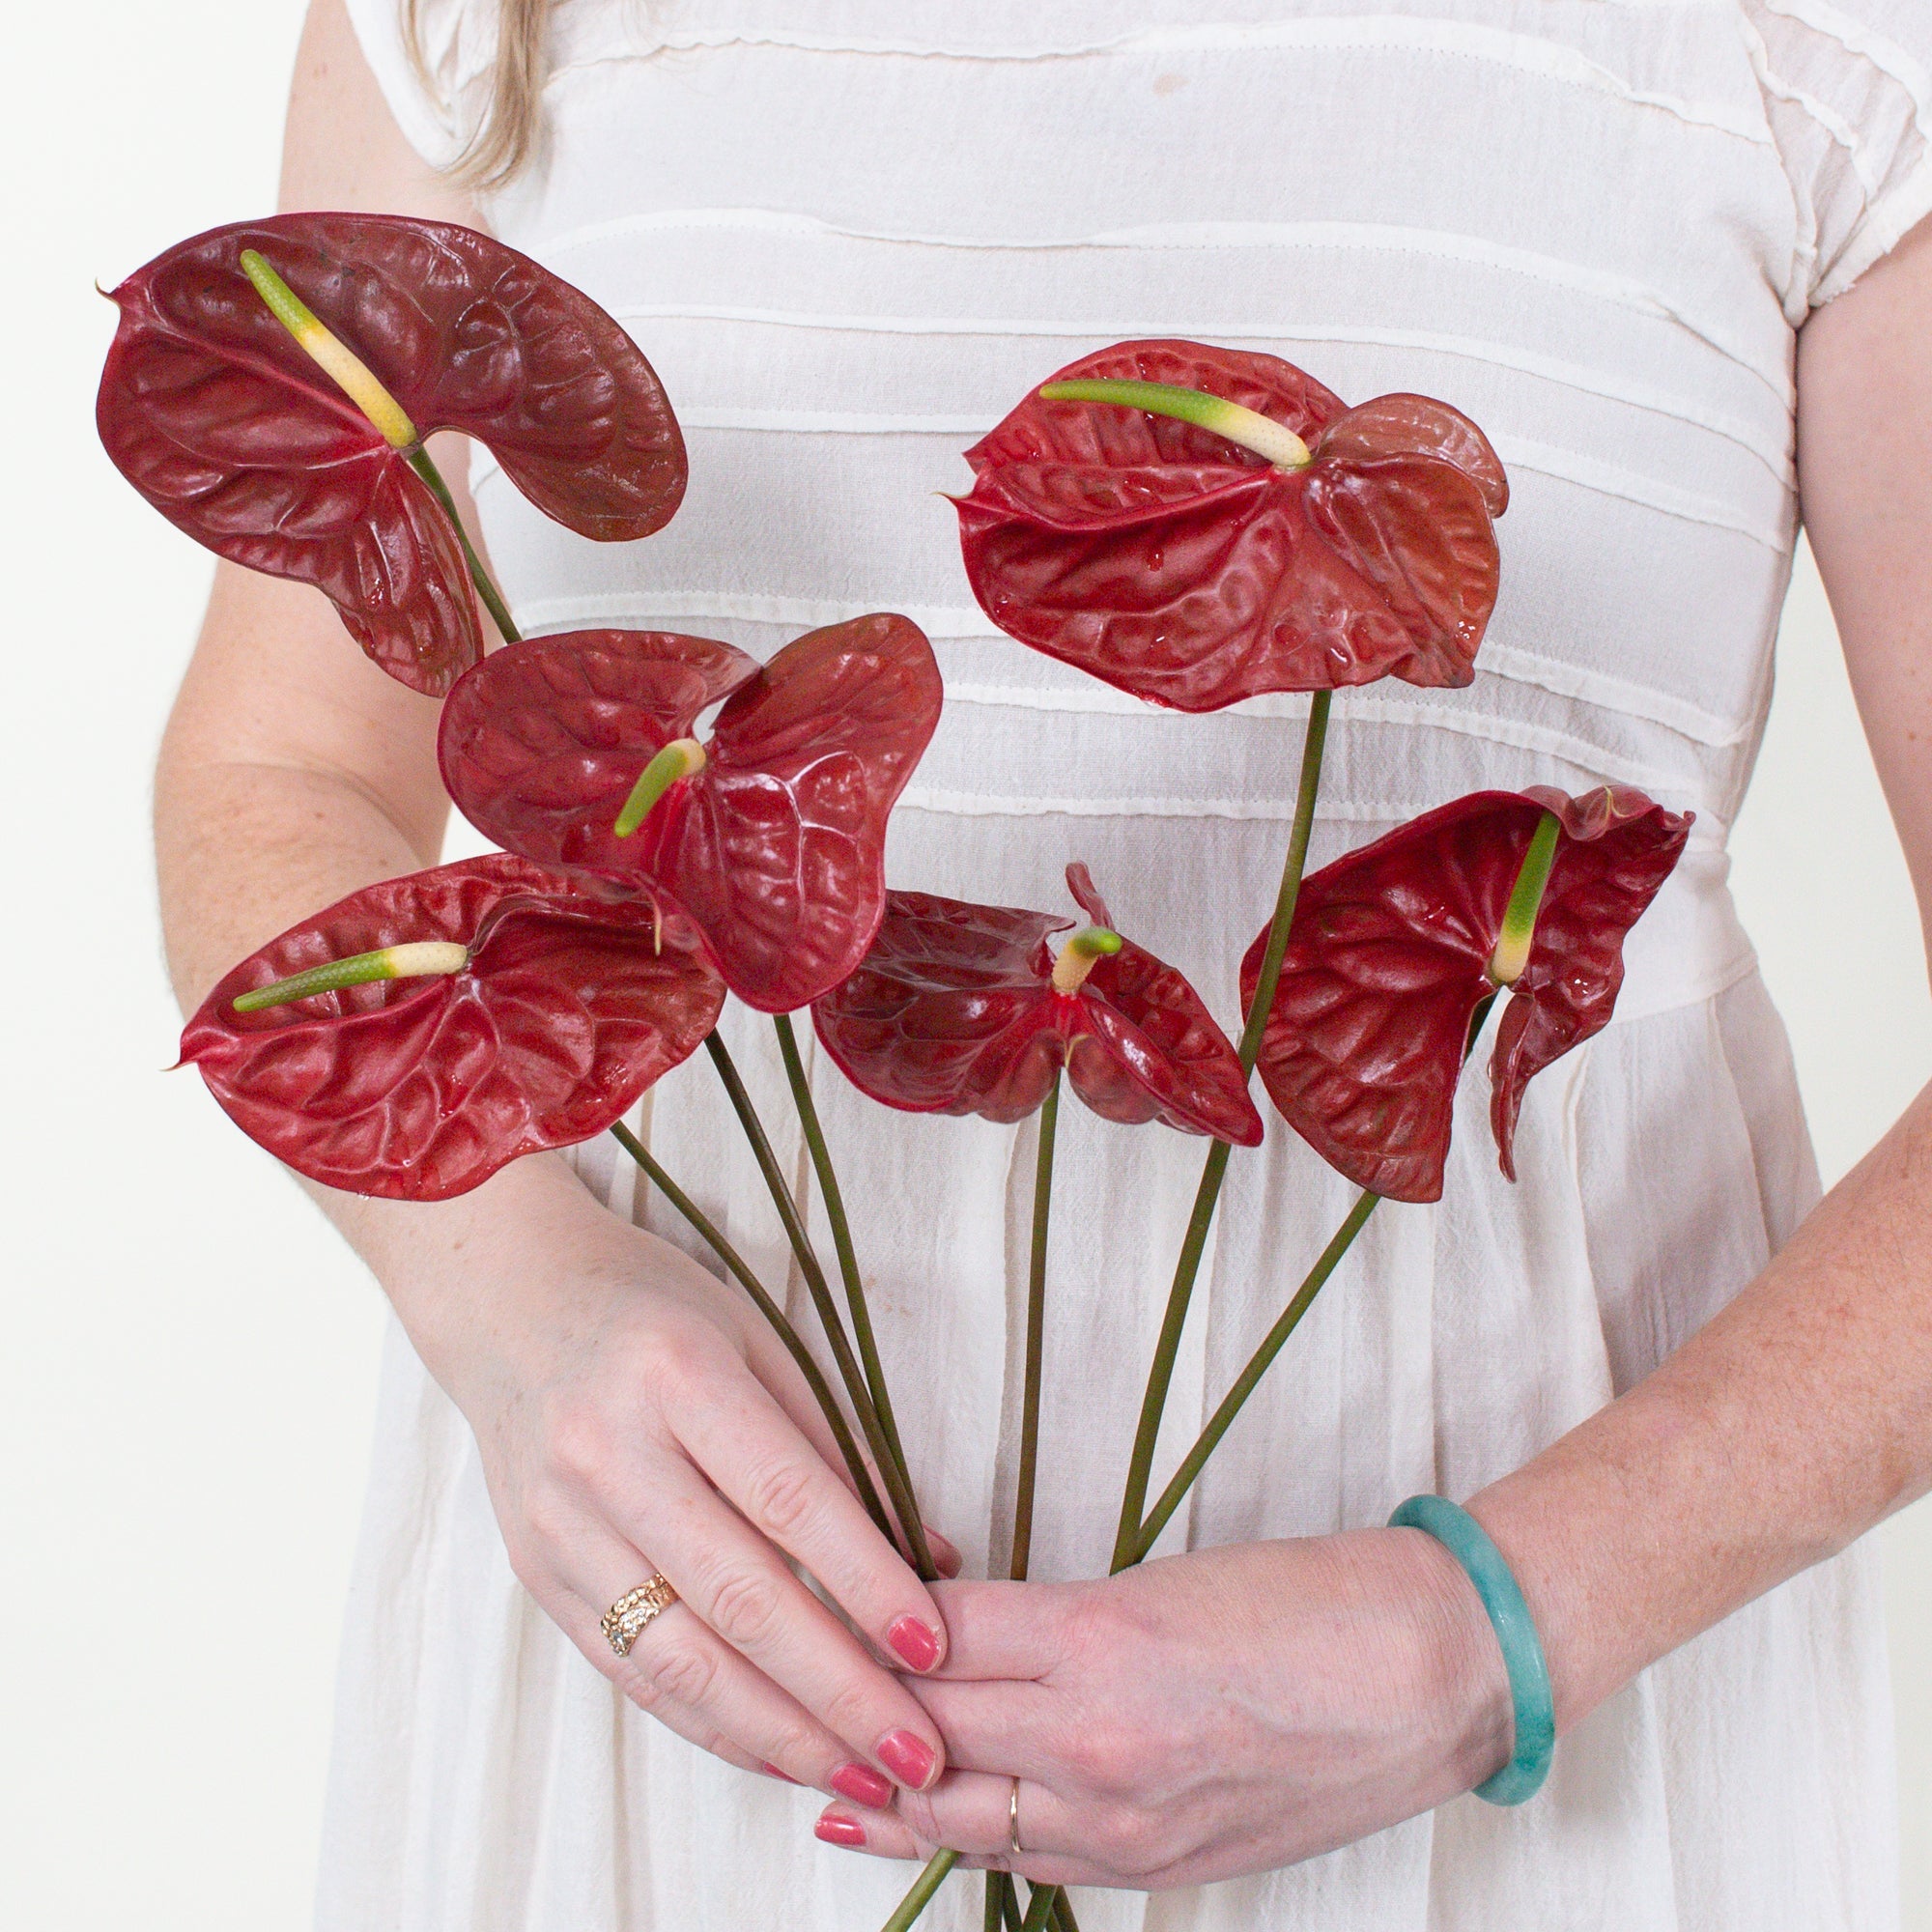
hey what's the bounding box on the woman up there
[156,1,1932,1925]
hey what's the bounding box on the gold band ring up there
[1009,1776,1025,1858]
[601,1574,677,1658]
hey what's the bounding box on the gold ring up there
[1009,1776,1025,1858]
[601,1574,677,1658]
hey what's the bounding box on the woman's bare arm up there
[157,0,956,1805]
[1466,212,1932,1727]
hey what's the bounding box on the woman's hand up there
[809,1531,1511,1889]
[366,1151,958,1806]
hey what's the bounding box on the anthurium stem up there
[1037,378,1313,471]
[879,1851,958,1932]
[703,1033,934,1577]
[404,445,523,645]
[773,1012,934,1578]
[607,1122,895,1542]
[1123,990,1504,1566]
[1011,1073,1060,1583]
[1110,690,1332,1572]
[1131,1191,1379,1564]
[1020,1881,1061,1932]
[1051,1891,1080,1932]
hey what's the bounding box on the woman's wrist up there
[1378,1523,1519,1796]
[304,1150,655,1416]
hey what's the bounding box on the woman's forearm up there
[1473,1074,1932,1731]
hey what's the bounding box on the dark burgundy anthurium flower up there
[437,615,944,1014]
[97,213,686,696]
[954,339,1507,712]
[813,864,1264,1144]
[1240,786,1690,1203]
[178,854,724,1201]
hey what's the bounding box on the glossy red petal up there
[1072,943,1264,1144]
[1244,788,1690,1201]
[1064,861,1114,929]
[99,213,686,695]
[178,854,724,1201]
[438,629,760,879]
[660,614,944,1011]
[1313,394,1510,516]
[1488,787,1690,1179]
[810,893,1071,1122]
[954,340,1502,712]
[813,882,1258,1139]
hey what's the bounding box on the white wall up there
[1,3,1923,1922]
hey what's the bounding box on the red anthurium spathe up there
[954,339,1507,712]
[1242,786,1690,1203]
[98,213,687,696]
[812,864,1264,1143]
[178,854,724,1201]
[438,615,944,1013]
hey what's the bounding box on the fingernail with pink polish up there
[888,1616,943,1671]
[761,1762,799,1783]
[816,1809,867,1848]
[831,1761,894,1807]
[876,1729,937,1789]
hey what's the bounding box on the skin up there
[157,0,1932,1892]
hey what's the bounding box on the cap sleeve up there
[341,0,499,171]
[1743,0,1932,311]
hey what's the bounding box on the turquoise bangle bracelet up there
[1387,1493,1555,1805]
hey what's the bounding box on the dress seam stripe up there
[542,19,1773,150]
[607,305,1792,477]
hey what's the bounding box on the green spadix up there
[1050,924,1123,994]
[239,248,418,450]
[233,939,469,1013]
[612,738,707,838]
[1488,811,1563,986]
[1037,379,1313,471]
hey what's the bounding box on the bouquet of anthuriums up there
[99,214,1689,1932]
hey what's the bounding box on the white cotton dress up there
[320,4,1932,1926]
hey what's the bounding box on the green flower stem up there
[606,1122,895,1543]
[1050,1891,1081,1932]
[404,444,523,645]
[703,1033,932,1575]
[1020,1881,1061,1932]
[773,1011,935,1579]
[983,1873,1009,1932]
[879,1852,958,1932]
[1110,690,1332,1573]
[1003,1881,1026,1932]
[1129,1190,1380,1564]
[1010,1073,1060,1584]
[1123,989,1504,1566]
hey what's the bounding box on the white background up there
[1,2,1926,1922]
